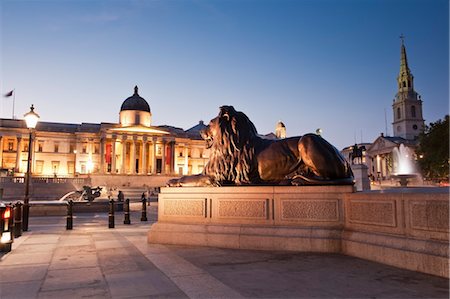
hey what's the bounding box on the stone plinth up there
[148,186,449,278]
[351,164,371,191]
[149,186,352,252]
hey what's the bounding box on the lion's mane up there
[203,107,261,185]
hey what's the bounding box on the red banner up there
[165,144,171,165]
[105,143,112,164]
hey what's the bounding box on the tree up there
[416,115,449,180]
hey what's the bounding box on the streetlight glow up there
[24,104,40,129]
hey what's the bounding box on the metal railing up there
[0,176,90,185]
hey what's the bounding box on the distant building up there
[343,37,425,181]
[0,86,209,178]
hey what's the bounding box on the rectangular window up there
[80,162,86,174]
[69,143,75,153]
[94,144,99,154]
[38,143,43,152]
[54,143,59,153]
[23,142,29,152]
[82,144,87,154]
[67,161,75,174]
[35,160,44,174]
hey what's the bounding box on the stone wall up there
[343,190,448,277]
[148,186,449,278]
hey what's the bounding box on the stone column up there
[121,135,127,174]
[111,136,117,174]
[161,140,166,175]
[167,141,175,174]
[152,138,157,174]
[142,137,147,174]
[130,137,136,175]
[0,136,3,169]
[100,137,106,174]
[15,136,22,172]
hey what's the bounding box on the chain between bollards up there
[140,193,148,221]
[66,200,73,230]
[123,198,130,225]
[109,198,115,228]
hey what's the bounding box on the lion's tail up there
[291,174,355,186]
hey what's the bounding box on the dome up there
[120,86,151,112]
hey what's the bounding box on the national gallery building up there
[0,86,209,179]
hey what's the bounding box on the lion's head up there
[201,106,260,185]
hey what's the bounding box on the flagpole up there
[12,89,15,119]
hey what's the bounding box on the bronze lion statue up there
[167,106,354,187]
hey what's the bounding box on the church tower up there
[392,36,425,140]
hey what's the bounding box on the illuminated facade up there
[0,86,209,177]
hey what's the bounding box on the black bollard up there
[13,201,22,238]
[123,198,130,225]
[66,200,73,230]
[140,193,148,221]
[109,198,115,228]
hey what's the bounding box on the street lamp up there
[23,104,40,231]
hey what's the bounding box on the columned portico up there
[0,86,207,179]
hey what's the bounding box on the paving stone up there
[49,253,98,270]
[105,269,186,298]
[1,252,53,266]
[0,264,48,283]
[37,286,110,299]
[0,280,42,299]
[41,266,106,291]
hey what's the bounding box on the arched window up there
[402,81,406,87]
[135,113,140,125]
[411,106,416,118]
[397,107,401,119]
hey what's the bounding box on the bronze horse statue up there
[168,106,354,187]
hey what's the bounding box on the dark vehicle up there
[0,203,14,252]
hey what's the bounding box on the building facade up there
[0,86,209,178]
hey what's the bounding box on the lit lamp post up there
[23,104,40,231]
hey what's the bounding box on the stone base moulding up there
[148,186,449,278]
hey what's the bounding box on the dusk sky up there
[1,0,448,150]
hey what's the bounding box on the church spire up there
[397,34,414,93]
[392,35,424,140]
